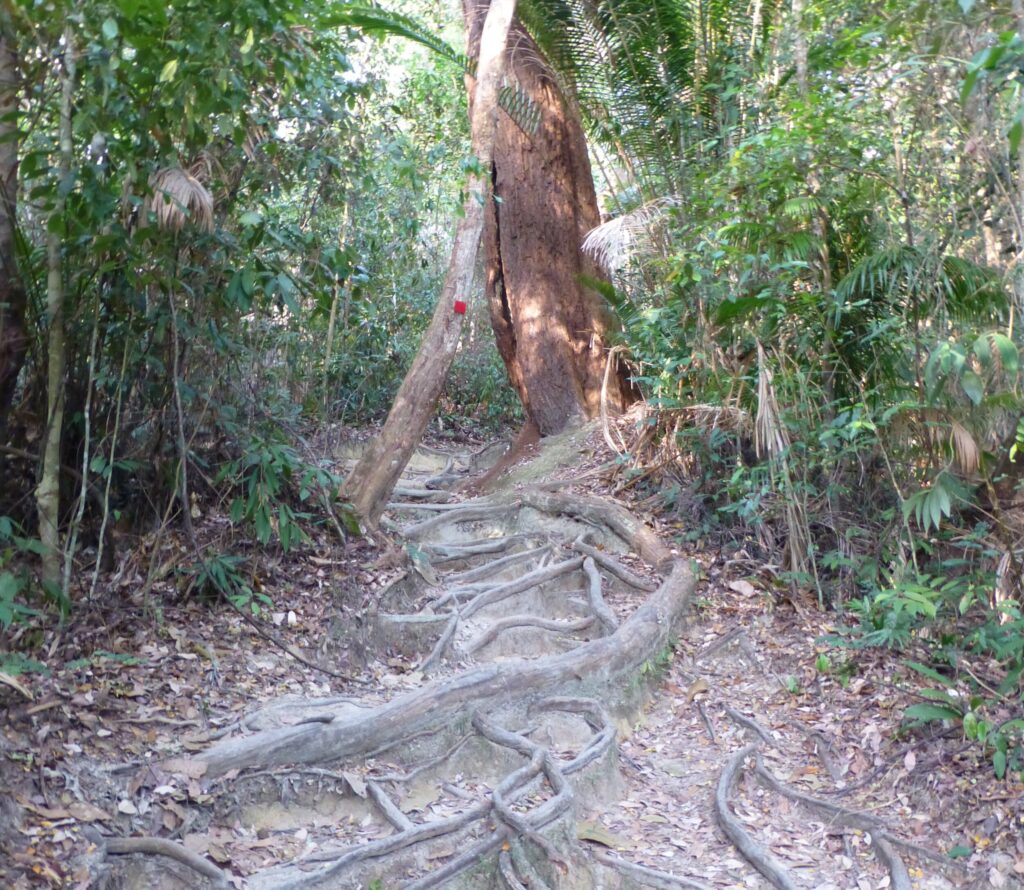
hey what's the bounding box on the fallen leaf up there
[728,579,757,596]
[0,672,33,700]
[686,678,709,701]
[16,797,71,820]
[343,771,367,798]
[162,757,209,779]
[67,801,110,822]
[576,820,631,849]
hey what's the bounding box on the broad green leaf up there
[973,333,992,370]
[1010,118,1023,158]
[991,332,1019,376]
[905,660,955,687]
[960,369,983,405]
[958,0,974,11]
[241,28,255,54]
[102,18,118,40]
[159,59,179,83]
[904,703,962,722]
[947,845,973,859]
[993,748,1007,778]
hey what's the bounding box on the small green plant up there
[0,517,43,630]
[784,675,801,695]
[65,650,144,671]
[814,653,832,674]
[0,651,49,676]
[641,640,677,677]
[184,554,271,615]
[220,434,340,551]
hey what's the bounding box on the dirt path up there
[1,423,1020,889]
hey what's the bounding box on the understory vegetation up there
[1,0,1022,784]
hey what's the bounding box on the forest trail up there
[2,421,1017,889]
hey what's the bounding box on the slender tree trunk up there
[791,0,836,404]
[0,23,26,430]
[323,203,350,414]
[463,5,631,436]
[36,26,74,590]
[341,0,517,526]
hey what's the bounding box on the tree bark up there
[36,26,73,590]
[0,24,26,429]
[464,5,631,436]
[341,0,517,527]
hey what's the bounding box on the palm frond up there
[322,4,468,69]
[834,245,1008,323]
[520,0,782,196]
[148,165,214,233]
[582,196,679,269]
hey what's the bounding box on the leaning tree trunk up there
[464,4,632,437]
[0,24,26,429]
[341,0,517,527]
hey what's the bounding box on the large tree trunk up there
[0,25,26,429]
[464,5,631,436]
[341,0,517,527]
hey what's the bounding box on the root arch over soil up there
[94,441,981,890]
[102,484,698,889]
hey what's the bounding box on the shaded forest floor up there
[1,415,1023,889]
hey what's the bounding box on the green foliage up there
[0,518,43,631]
[0,0,521,634]
[0,652,50,676]
[65,650,144,671]
[219,434,338,551]
[184,553,271,615]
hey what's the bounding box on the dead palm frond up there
[994,549,1022,623]
[754,342,788,460]
[582,196,679,270]
[148,165,214,233]
[949,421,980,476]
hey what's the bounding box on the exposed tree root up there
[103,835,229,887]
[190,558,691,777]
[572,539,658,591]
[392,487,455,501]
[592,850,715,890]
[724,706,776,747]
[714,744,799,890]
[94,482,694,889]
[403,503,511,538]
[466,614,595,654]
[583,556,619,635]
[751,754,958,886]
[458,556,584,618]
[243,697,611,889]
[517,490,672,569]
[424,535,525,561]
